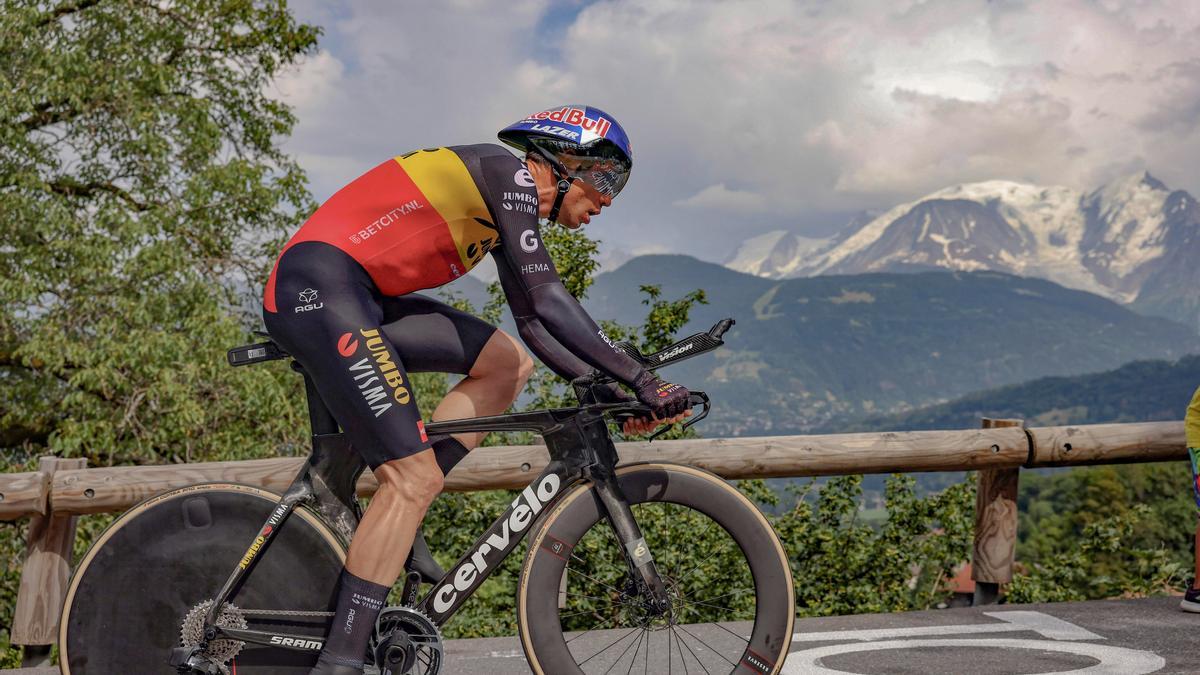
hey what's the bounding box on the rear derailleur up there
[168,645,228,675]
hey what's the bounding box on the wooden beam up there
[972,419,1023,606]
[1026,421,1185,467]
[50,428,1031,515]
[0,471,50,521]
[11,456,87,647]
[50,456,309,516]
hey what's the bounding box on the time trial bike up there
[58,318,795,674]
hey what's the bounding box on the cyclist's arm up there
[510,311,593,382]
[491,234,642,385]
[476,149,644,386]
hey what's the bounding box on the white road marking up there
[791,610,1103,643]
[782,638,1165,674]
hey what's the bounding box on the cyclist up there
[261,105,691,675]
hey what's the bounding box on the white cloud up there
[674,183,767,212]
[275,0,1200,260]
[272,50,344,110]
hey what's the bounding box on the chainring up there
[369,606,444,675]
[179,599,248,669]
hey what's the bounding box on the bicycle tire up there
[59,482,346,674]
[517,462,794,675]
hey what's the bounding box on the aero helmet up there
[499,106,633,219]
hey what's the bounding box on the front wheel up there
[518,463,795,675]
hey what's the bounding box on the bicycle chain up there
[237,608,334,618]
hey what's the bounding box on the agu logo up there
[295,288,323,314]
[514,168,535,187]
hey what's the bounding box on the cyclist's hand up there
[632,371,690,419]
[622,409,691,436]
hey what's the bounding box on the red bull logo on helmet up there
[522,107,612,138]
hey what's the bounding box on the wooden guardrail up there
[0,419,1187,664]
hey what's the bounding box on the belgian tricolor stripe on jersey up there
[264,148,500,313]
[395,149,499,271]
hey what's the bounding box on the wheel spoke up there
[672,625,692,675]
[618,628,646,675]
[672,625,712,675]
[644,627,650,675]
[708,621,751,645]
[675,623,737,668]
[576,626,641,667]
[564,593,623,603]
[591,626,643,673]
[667,626,673,675]
[567,561,632,600]
[669,537,734,589]
[678,597,751,615]
[566,613,622,646]
[677,587,754,605]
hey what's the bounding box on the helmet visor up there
[531,138,631,198]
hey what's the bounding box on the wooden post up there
[972,418,1024,606]
[11,456,87,665]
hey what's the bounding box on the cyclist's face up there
[527,155,613,229]
[557,180,611,230]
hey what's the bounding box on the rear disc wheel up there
[59,482,346,674]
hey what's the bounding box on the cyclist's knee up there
[471,330,534,389]
[515,344,535,387]
[374,452,444,506]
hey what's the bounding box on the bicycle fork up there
[593,475,673,615]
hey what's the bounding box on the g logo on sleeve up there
[520,229,540,253]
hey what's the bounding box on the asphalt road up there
[5,596,1195,674]
[443,596,1199,674]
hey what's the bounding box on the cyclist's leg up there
[264,242,443,673]
[380,293,534,473]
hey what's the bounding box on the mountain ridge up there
[724,172,1200,330]
[583,255,1200,435]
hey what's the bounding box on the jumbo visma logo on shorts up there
[337,329,411,417]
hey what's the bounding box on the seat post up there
[292,362,339,436]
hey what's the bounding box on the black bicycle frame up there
[202,393,686,654]
[201,320,729,655]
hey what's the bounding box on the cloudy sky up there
[275,0,1200,264]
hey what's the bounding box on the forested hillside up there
[838,355,1200,432]
[583,255,1200,434]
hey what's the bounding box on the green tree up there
[1,0,318,663]
[1009,463,1191,603]
[1,0,318,462]
[774,474,976,616]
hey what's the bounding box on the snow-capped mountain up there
[724,230,835,278]
[725,172,1200,328]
